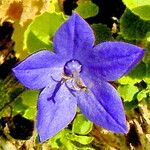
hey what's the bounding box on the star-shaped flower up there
[12,13,144,142]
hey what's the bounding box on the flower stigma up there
[63,59,88,92]
[64,59,82,77]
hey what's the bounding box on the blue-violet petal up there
[37,82,77,142]
[12,50,65,89]
[77,76,127,133]
[85,41,145,81]
[53,13,95,60]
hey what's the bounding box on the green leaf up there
[0,80,10,111]
[49,129,76,149]
[124,99,138,111]
[143,42,150,63]
[23,107,36,120]
[20,90,39,107]
[137,89,149,101]
[120,9,150,40]
[72,114,93,135]
[12,97,28,115]
[118,62,146,85]
[66,131,94,146]
[144,62,150,85]
[132,6,150,21]
[12,21,30,59]
[72,135,93,145]
[128,62,146,79]
[49,129,94,149]
[122,0,150,20]
[24,12,66,53]
[0,79,25,116]
[91,23,113,44]
[75,0,99,18]
[20,90,39,119]
[12,90,38,117]
[147,32,150,42]
[117,84,138,102]
[48,129,65,148]
[117,76,136,85]
[49,0,62,13]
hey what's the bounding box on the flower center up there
[49,60,87,101]
[64,59,82,77]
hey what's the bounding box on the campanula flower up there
[12,13,144,142]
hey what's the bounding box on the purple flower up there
[12,13,144,142]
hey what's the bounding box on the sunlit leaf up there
[12,97,28,115]
[12,21,30,60]
[117,84,138,102]
[61,130,79,149]
[48,130,65,148]
[49,0,63,13]
[23,107,36,120]
[122,0,150,20]
[147,33,150,42]
[49,127,94,148]
[21,90,38,119]
[66,131,94,146]
[73,135,93,145]
[75,0,99,18]
[21,90,39,107]
[24,12,66,53]
[137,89,149,101]
[18,90,39,119]
[118,62,146,85]
[72,114,93,135]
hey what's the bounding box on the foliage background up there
[0,0,150,149]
